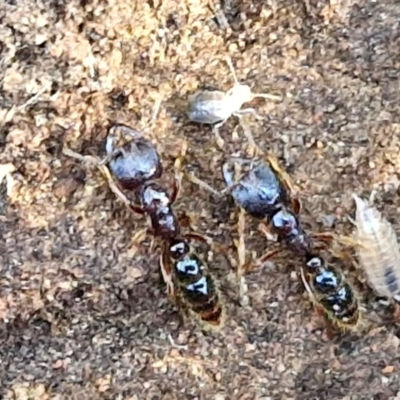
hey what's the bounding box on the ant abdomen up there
[161,238,225,329]
[302,256,360,330]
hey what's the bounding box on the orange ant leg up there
[62,146,145,213]
[234,208,250,305]
[159,245,176,305]
[96,163,147,215]
[253,248,282,269]
[292,197,302,215]
[184,232,214,247]
[258,222,278,242]
[265,152,296,195]
[311,232,336,243]
[170,141,188,204]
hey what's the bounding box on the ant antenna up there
[225,55,282,101]
[225,56,239,85]
[141,96,163,134]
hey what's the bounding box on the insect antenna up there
[225,55,240,85]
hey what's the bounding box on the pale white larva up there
[352,193,400,300]
[187,57,281,128]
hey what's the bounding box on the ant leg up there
[235,208,250,306]
[170,141,188,203]
[265,152,296,195]
[168,333,188,350]
[236,115,263,158]
[63,146,146,213]
[292,197,302,215]
[300,267,317,304]
[108,124,143,141]
[258,222,279,243]
[98,147,123,166]
[311,232,336,243]
[160,247,176,305]
[62,147,100,165]
[186,172,231,198]
[253,248,282,269]
[236,108,265,121]
[300,267,332,334]
[96,163,146,215]
[184,232,214,247]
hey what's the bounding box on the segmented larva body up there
[352,194,400,299]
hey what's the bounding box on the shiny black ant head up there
[105,124,162,190]
[169,238,190,260]
[306,256,325,271]
[271,209,300,235]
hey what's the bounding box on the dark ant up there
[188,148,360,331]
[63,124,225,330]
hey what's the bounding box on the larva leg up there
[212,121,228,151]
[168,333,188,350]
[330,248,360,270]
[236,108,264,121]
[335,234,364,249]
[251,92,283,102]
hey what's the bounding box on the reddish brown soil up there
[1,0,400,399]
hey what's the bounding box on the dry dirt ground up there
[1,0,400,399]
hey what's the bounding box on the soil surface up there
[1,0,400,399]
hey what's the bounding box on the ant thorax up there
[141,183,171,209]
[271,209,299,234]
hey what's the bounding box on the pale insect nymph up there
[187,56,282,147]
[343,192,400,301]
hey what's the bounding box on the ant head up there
[169,238,190,260]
